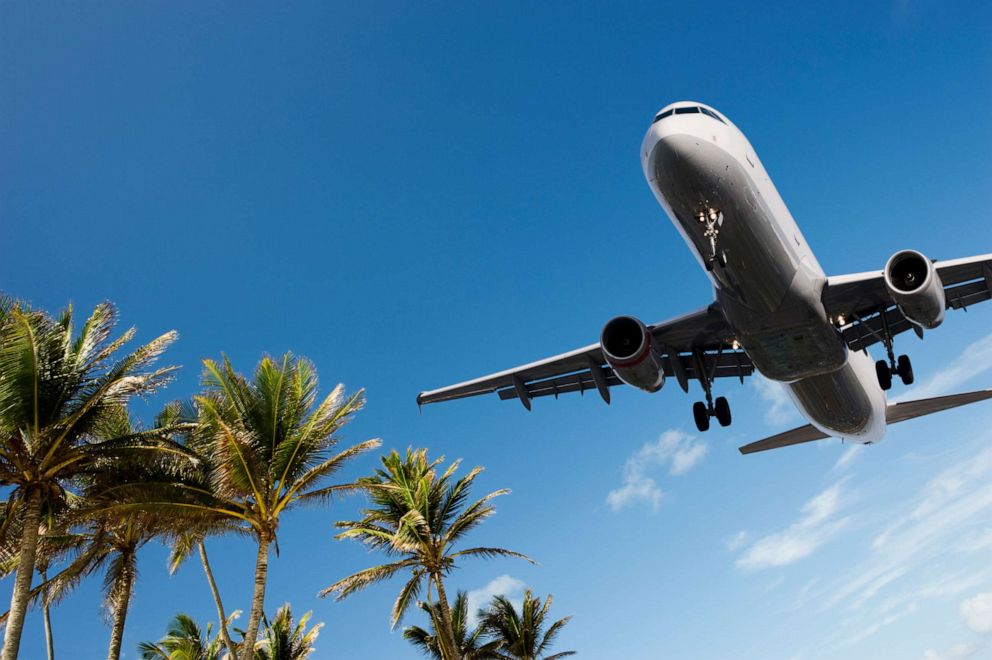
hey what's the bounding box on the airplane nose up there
[645,133,728,191]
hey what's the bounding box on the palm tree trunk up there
[2,487,43,660]
[198,541,239,659]
[41,569,54,660]
[240,531,271,660]
[106,562,134,660]
[432,573,461,660]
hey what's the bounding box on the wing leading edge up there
[417,304,753,409]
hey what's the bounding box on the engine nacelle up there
[600,316,665,393]
[884,250,945,329]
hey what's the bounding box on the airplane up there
[416,101,992,454]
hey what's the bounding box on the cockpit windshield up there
[653,106,726,125]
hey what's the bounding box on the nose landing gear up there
[698,210,728,271]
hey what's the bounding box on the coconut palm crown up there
[0,299,177,660]
[110,354,380,658]
[404,591,502,660]
[249,603,322,660]
[478,590,574,660]
[322,447,533,660]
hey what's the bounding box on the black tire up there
[714,396,732,427]
[718,251,729,268]
[897,354,914,385]
[693,401,710,432]
[876,359,892,391]
[705,258,715,272]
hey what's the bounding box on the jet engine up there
[884,250,945,329]
[600,316,665,392]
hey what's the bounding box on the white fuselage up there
[641,102,887,443]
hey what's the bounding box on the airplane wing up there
[417,304,753,409]
[823,253,992,352]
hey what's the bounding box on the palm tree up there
[404,591,501,659]
[0,496,75,660]
[169,532,241,660]
[322,448,533,660]
[477,590,574,660]
[249,603,322,660]
[108,354,379,659]
[37,513,178,660]
[0,300,177,659]
[138,612,229,660]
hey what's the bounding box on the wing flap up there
[496,351,754,402]
[417,305,750,407]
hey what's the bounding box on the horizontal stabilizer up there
[739,388,992,455]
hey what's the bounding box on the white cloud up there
[834,445,864,471]
[922,643,978,660]
[894,332,992,402]
[735,480,849,571]
[726,530,750,552]
[466,575,525,628]
[753,374,799,426]
[818,443,992,637]
[961,592,992,635]
[606,430,707,512]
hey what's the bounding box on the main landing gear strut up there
[691,351,731,432]
[874,310,914,391]
[698,209,728,271]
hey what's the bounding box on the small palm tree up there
[138,612,229,660]
[322,448,532,660]
[249,603,322,660]
[0,300,177,660]
[404,591,501,659]
[478,590,574,660]
[108,354,379,658]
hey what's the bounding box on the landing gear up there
[698,210,727,271]
[691,350,732,432]
[714,396,732,427]
[875,360,892,391]
[874,310,914,390]
[897,354,914,385]
[693,401,710,432]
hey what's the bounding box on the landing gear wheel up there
[705,258,715,272]
[897,354,914,386]
[693,401,710,432]
[714,396,732,427]
[876,359,892,391]
[717,251,728,269]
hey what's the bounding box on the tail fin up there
[739,389,992,455]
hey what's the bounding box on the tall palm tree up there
[169,532,241,660]
[322,448,533,660]
[249,603,322,660]
[0,300,177,659]
[138,612,229,660]
[404,591,501,659]
[477,590,574,660]
[108,354,379,659]
[0,496,74,660]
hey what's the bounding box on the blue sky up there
[2,1,992,658]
